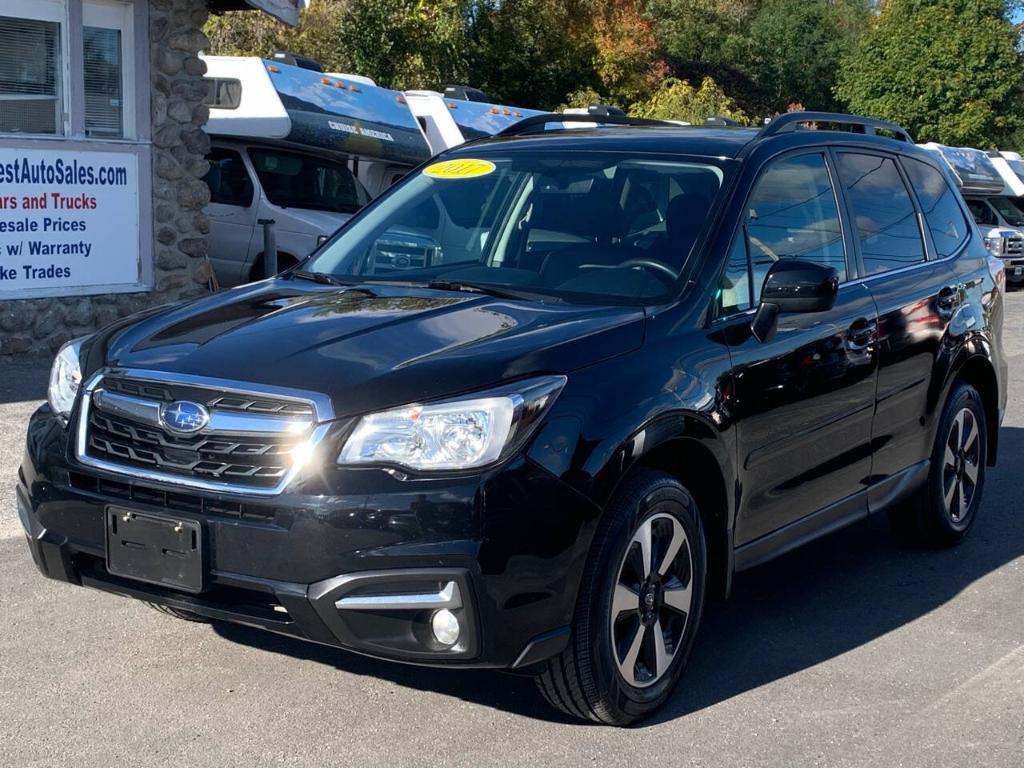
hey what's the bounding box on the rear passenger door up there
[832,151,961,498]
[720,151,879,548]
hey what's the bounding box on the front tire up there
[536,469,707,725]
[889,381,987,546]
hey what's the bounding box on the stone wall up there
[0,0,214,358]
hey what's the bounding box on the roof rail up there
[759,111,913,143]
[496,112,674,138]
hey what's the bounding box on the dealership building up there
[0,0,300,357]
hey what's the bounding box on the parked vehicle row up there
[919,143,1024,285]
[19,111,1006,725]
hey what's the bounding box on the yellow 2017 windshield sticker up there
[423,158,496,179]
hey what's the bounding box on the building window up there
[0,15,64,135]
[0,0,134,140]
[83,0,133,139]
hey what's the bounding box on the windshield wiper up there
[424,279,544,301]
[289,270,355,286]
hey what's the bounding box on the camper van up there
[920,142,1024,284]
[202,56,545,287]
[201,56,432,286]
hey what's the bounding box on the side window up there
[720,153,846,313]
[834,153,925,275]
[903,158,970,258]
[966,199,997,228]
[204,149,253,207]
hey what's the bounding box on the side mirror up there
[751,260,839,342]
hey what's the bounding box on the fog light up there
[431,608,461,646]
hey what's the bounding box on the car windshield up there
[989,196,1024,227]
[250,148,371,214]
[305,152,726,303]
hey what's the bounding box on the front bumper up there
[19,407,598,669]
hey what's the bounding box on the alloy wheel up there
[942,407,981,523]
[610,512,694,688]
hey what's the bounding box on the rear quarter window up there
[903,158,970,258]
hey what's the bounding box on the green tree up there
[742,0,872,111]
[630,76,747,124]
[205,1,353,73]
[337,0,471,89]
[467,0,598,109]
[837,0,1024,145]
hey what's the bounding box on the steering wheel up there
[617,258,679,281]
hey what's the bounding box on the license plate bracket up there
[106,507,203,593]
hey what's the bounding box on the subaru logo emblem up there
[160,401,210,434]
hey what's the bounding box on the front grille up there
[373,239,433,271]
[1004,236,1024,257]
[68,472,277,520]
[79,374,321,492]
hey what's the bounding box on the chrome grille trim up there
[75,369,333,497]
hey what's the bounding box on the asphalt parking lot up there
[2,296,1023,768]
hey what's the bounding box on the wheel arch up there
[951,353,1000,466]
[249,251,299,282]
[591,414,735,600]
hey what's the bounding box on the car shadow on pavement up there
[213,426,1024,727]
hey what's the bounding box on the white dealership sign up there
[0,147,140,297]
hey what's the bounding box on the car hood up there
[275,208,352,235]
[99,280,645,418]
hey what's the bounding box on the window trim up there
[830,147,929,280]
[712,147,852,321]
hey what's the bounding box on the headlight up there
[47,338,85,422]
[338,376,566,472]
[983,236,1003,258]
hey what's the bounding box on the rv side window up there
[966,199,997,227]
[204,148,253,207]
[205,78,242,110]
[249,148,370,214]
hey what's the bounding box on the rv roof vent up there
[705,116,742,127]
[443,85,490,103]
[270,52,323,73]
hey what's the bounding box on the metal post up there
[258,219,278,278]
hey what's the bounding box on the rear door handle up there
[845,317,876,352]
[937,284,962,310]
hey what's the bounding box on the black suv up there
[18,112,1006,725]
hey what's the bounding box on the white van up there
[202,56,432,286]
[920,142,1024,284]
[202,57,545,287]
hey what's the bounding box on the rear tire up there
[145,602,211,623]
[888,381,987,546]
[536,469,707,725]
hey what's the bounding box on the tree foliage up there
[466,0,598,109]
[336,0,471,90]
[837,0,1024,145]
[741,0,872,111]
[630,77,748,124]
[205,0,352,72]
[203,0,1024,147]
